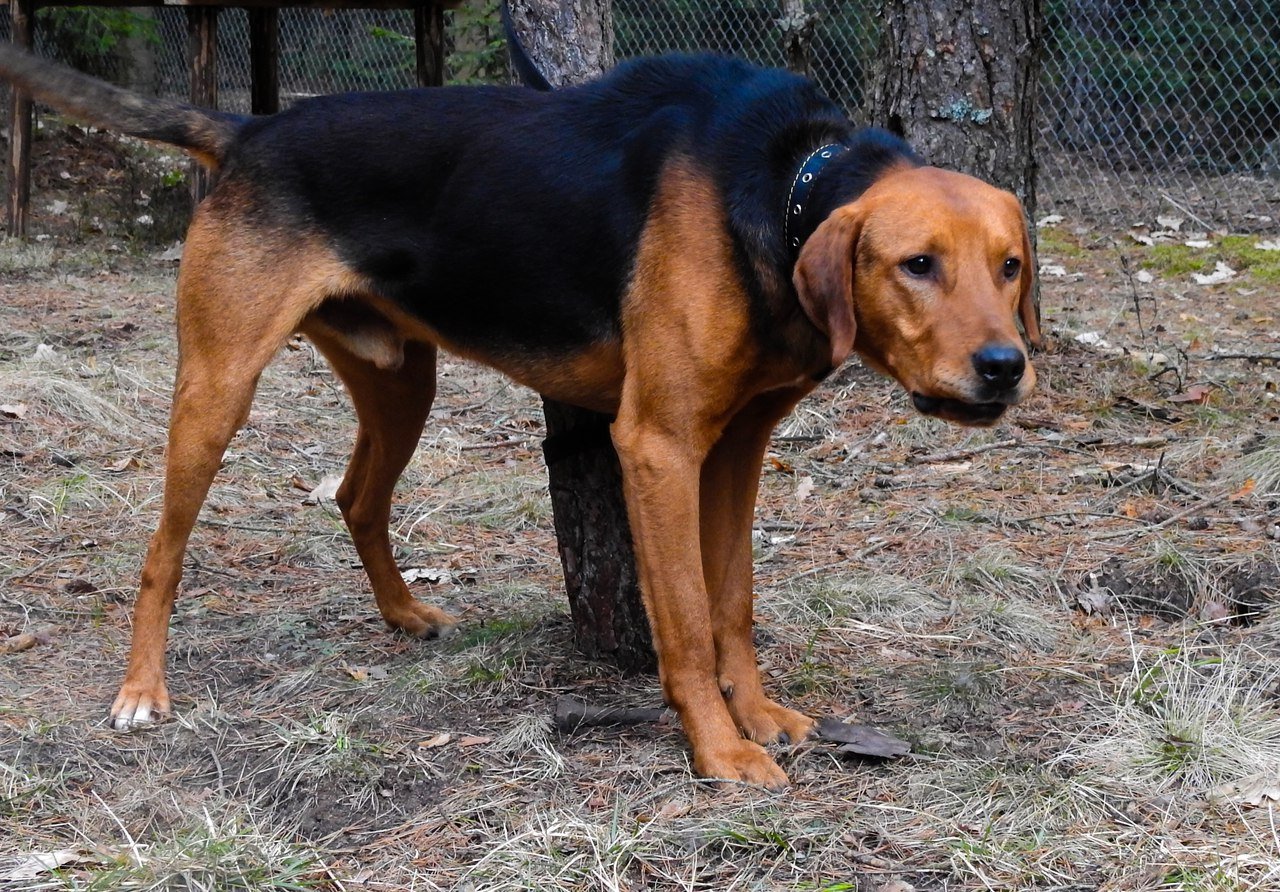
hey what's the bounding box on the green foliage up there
[1044,0,1280,169]
[36,7,158,82]
[447,0,508,85]
[327,23,416,91]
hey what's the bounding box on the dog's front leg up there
[612,413,790,790]
[700,391,816,747]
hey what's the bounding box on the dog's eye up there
[1003,257,1022,280]
[903,255,933,277]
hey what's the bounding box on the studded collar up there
[784,142,847,257]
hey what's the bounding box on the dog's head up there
[793,165,1040,427]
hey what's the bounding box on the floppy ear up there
[792,205,862,368]
[1018,221,1043,350]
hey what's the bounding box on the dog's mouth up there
[911,392,1009,426]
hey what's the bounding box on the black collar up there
[785,142,847,256]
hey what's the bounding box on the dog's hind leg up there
[700,389,816,747]
[110,213,332,730]
[306,330,457,638]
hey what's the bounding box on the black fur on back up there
[0,43,920,360]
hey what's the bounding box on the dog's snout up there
[972,344,1025,391]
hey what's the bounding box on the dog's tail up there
[0,43,245,169]
[500,1,554,91]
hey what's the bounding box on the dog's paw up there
[110,680,171,731]
[694,738,790,790]
[729,696,816,747]
[386,601,459,639]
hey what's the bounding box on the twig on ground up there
[1159,191,1216,232]
[909,438,1021,465]
[1090,489,1231,541]
[1199,353,1280,365]
[10,550,100,580]
[457,439,528,451]
[553,697,671,732]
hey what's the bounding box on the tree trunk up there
[866,0,1042,217]
[504,1,655,673]
[779,0,816,76]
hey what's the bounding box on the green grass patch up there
[451,615,540,651]
[1218,234,1280,284]
[1140,243,1207,277]
[1036,226,1089,259]
[73,818,329,891]
[1136,235,1280,284]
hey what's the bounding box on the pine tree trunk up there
[779,1,816,76]
[866,0,1042,217]
[504,1,656,673]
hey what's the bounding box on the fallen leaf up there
[1036,213,1064,226]
[815,717,911,758]
[1155,215,1184,231]
[795,475,814,502]
[106,453,140,473]
[0,403,27,420]
[1076,579,1111,616]
[876,882,916,892]
[419,732,452,749]
[303,475,342,504]
[458,735,492,748]
[1255,240,1280,251]
[656,798,692,821]
[401,567,455,585]
[1130,232,1155,246]
[1209,775,1280,808]
[1184,238,1212,249]
[1135,270,1155,284]
[1166,383,1213,404]
[1192,261,1236,285]
[1074,331,1112,349]
[1039,263,1068,277]
[1,850,108,881]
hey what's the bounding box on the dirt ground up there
[1,125,1278,891]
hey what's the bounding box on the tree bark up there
[504,1,655,673]
[505,0,613,86]
[866,0,1042,218]
[779,0,816,76]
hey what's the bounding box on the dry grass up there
[2,140,1279,890]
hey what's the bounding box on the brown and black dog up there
[0,41,1038,788]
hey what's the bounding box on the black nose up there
[972,344,1025,391]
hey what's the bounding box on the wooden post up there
[248,9,280,115]
[187,7,219,204]
[414,3,446,87]
[506,0,653,672]
[5,0,35,238]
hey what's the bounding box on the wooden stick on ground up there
[553,697,671,732]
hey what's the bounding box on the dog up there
[0,39,1038,788]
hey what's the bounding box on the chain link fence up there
[5,1,1278,231]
